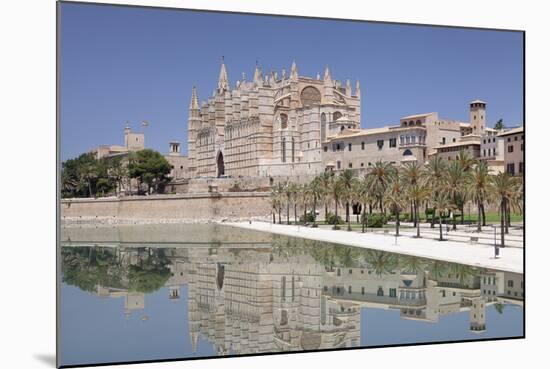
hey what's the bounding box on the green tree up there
[490,172,519,247]
[424,157,448,228]
[339,169,359,231]
[432,192,453,241]
[128,149,171,194]
[469,160,491,231]
[407,183,430,238]
[444,160,469,230]
[367,160,395,214]
[328,175,345,229]
[494,119,504,131]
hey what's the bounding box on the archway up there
[216,151,225,178]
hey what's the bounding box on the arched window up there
[409,120,414,126]
[280,113,288,130]
[321,113,326,142]
[291,138,295,163]
[282,138,286,163]
[333,111,343,121]
[416,120,421,125]
[300,86,321,107]
[403,149,413,156]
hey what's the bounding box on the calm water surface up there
[59,224,524,367]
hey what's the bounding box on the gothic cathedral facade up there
[187,60,361,178]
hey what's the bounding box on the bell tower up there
[469,100,487,135]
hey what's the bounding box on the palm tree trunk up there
[88,179,93,198]
[294,204,297,224]
[481,203,487,226]
[286,203,290,225]
[347,212,351,232]
[325,203,328,224]
[396,209,400,237]
[362,202,366,233]
[346,202,350,223]
[460,201,465,224]
[278,207,282,224]
[505,199,511,232]
[272,211,276,224]
[477,200,482,232]
[303,206,307,224]
[334,198,339,228]
[500,199,506,248]
[439,212,443,241]
[416,205,421,238]
[313,199,317,226]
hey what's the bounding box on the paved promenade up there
[226,221,523,273]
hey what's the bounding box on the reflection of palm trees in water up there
[449,263,479,284]
[426,260,449,279]
[398,255,428,275]
[364,250,398,277]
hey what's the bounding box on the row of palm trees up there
[270,151,523,246]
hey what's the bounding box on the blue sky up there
[60,2,523,161]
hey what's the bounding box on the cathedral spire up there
[346,79,351,96]
[290,60,298,81]
[217,56,229,92]
[189,86,199,110]
[253,62,263,86]
[323,65,332,83]
[355,80,361,98]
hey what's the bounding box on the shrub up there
[326,212,342,225]
[300,211,316,223]
[367,213,388,228]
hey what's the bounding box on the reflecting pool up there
[59,224,524,367]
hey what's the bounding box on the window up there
[349,269,353,274]
[324,146,328,152]
[377,139,384,150]
[514,136,518,141]
[348,143,352,151]
[389,138,397,148]
[282,138,286,163]
[377,287,384,296]
[337,161,341,169]
[348,286,352,294]
[508,145,514,153]
[280,114,288,129]
[508,137,511,142]
[452,138,456,143]
[348,163,353,168]
[361,287,365,295]
[493,148,496,155]
[360,162,364,167]
[403,149,413,156]
[507,163,515,175]
[291,138,295,162]
[400,136,404,145]
[519,162,524,174]
[508,280,514,287]
[442,137,446,144]
[483,139,486,144]
[361,142,365,150]
[483,149,486,157]
[389,288,397,298]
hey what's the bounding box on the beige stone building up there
[499,127,524,176]
[187,59,361,178]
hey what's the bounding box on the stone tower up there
[187,86,200,174]
[469,100,487,135]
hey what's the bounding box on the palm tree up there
[444,160,469,230]
[457,150,475,224]
[328,175,344,229]
[367,160,395,214]
[317,172,333,223]
[307,177,323,227]
[490,172,518,247]
[339,169,357,224]
[283,182,293,225]
[288,182,300,224]
[401,162,423,225]
[357,176,374,233]
[407,182,430,238]
[399,255,428,275]
[427,260,449,279]
[300,184,310,224]
[469,160,491,232]
[431,192,453,241]
[79,161,97,197]
[384,172,408,237]
[339,169,359,231]
[425,157,448,228]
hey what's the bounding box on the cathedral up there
[187,59,361,178]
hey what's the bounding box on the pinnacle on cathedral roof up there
[217,57,229,91]
[323,65,332,83]
[189,86,199,110]
[290,60,298,81]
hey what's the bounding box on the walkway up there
[225,221,523,273]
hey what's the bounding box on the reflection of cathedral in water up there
[181,247,360,355]
[77,244,523,355]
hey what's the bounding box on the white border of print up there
[1,0,547,369]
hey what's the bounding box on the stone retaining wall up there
[61,192,271,223]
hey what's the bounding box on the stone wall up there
[61,192,271,223]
